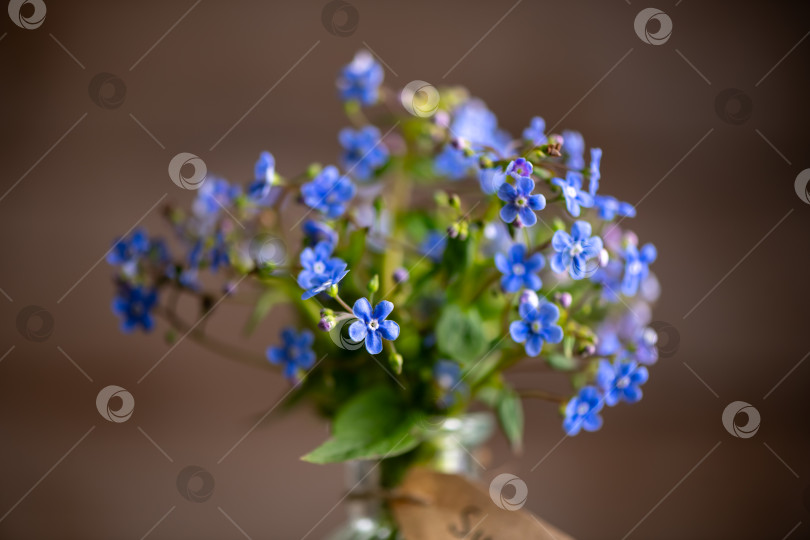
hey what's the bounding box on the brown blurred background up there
[1,1,809,538]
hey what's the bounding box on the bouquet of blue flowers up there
[107,50,660,475]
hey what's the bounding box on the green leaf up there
[547,353,577,371]
[435,305,487,364]
[244,289,285,336]
[301,386,424,464]
[497,387,524,452]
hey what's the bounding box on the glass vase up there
[324,412,495,540]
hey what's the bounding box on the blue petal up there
[516,176,535,195]
[528,194,546,211]
[566,198,581,217]
[540,324,564,344]
[524,273,542,291]
[365,330,383,354]
[518,206,537,227]
[570,255,587,280]
[500,204,518,223]
[551,252,571,274]
[581,237,603,258]
[349,320,367,342]
[502,274,522,293]
[509,243,527,263]
[497,182,516,203]
[552,230,573,251]
[525,334,543,357]
[378,320,400,340]
[538,302,560,324]
[353,297,373,322]
[495,252,511,274]
[525,253,545,272]
[373,300,394,321]
[641,243,657,263]
[570,221,592,241]
[509,321,529,343]
[582,413,603,432]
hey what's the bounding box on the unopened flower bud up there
[556,292,573,309]
[393,267,409,284]
[451,137,468,150]
[327,284,339,298]
[389,353,404,375]
[434,110,450,129]
[367,274,379,294]
[622,231,638,249]
[318,315,336,332]
[478,155,494,169]
[520,290,539,307]
[599,248,610,267]
[448,194,461,210]
[447,223,460,239]
[582,344,596,357]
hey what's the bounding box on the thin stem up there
[517,389,567,403]
[333,293,354,313]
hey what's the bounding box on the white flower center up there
[515,196,527,207]
[628,261,643,275]
[368,319,379,331]
[512,263,525,276]
[577,403,589,416]
[565,185,577,198]
[531,321,542,333]
[313,261,326,274]
[570,243,584,256]
[617,376,630,389]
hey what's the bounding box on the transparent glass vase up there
[324,412,494,540]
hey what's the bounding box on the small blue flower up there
[348,298,400,355]
[193,177,241,217]
[522,116,547,146]
[339,126,389,180]
[588,148,602,196]
[478,166,506,195]
[107,229,151,278]
[302,220,338,248]
[112,284,158,333]
[552,171,594,218]
[497,170,546,227]
[551,221,604,280]
[420,231,447,263]
[434,144,477,179]
[594,195,636,221]
[301,166,356,219]
[450,99,511,154]
[247,151,275,201]
[562,130,585,170]
[563,386,604,436]
[632,326,659,365]
[337,50,384,106]
[596,360,649,406]
[621,242,657,296]
[509,301,564,357]
[267,327,316,381]
[591,259,625,302]
[495,244,545,293]
[209,231,230,271]
[434,360,467,408]
[505,157,533,179]
[297,241,349,300]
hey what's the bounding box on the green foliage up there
[435,305,487,364]
[302,386,424,464]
